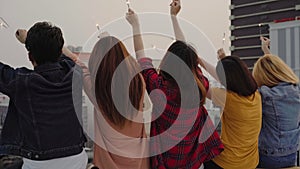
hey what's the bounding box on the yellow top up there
[211,88,262,169]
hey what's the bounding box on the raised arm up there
[16,29,27,44]
[261,36,271,54]
[199,49,226,100]
[0,29,28,95]
[170,0,185,42]
[126,9,145,60]
[199,48,227,82]
[62,46,98,106]
[62,47,78,62]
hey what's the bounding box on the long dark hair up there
[89,36,144,128]
[159,41,207,106]
[216,56,257,96]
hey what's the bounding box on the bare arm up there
[62,46,98,106]
[62,47,78,61]
[199,48,227,82]
[126,9,145,60]
[199,58,219,82]
[170,0,185,41]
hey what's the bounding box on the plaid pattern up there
[139,58,224,169]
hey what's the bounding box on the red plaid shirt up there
[139,58,223,169]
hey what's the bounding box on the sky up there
[0,0,231,68]
[0,0,230,143]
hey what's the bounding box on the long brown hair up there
[159,41,207,106]
[89,36,144,128]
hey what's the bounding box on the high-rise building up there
[230,0,300,70]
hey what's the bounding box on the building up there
[230,0,300,70]
[0,93,9,140]
[269,20,300,77]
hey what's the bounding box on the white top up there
[22,150,88,169]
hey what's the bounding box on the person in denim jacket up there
[0,22,87,169]
[253,37,300,168]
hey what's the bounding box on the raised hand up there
[126,8,139,28]
[260,36,271,54]
[126,8,145,59]
[261,36,270,48]
[170,0,181,16]
[217,48,226,60]
[15,29,27,44]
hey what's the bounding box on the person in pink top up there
[63,34,150,169]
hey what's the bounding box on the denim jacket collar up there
[277,82,293,86]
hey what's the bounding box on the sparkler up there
[222,33,226,48]
[259,23,262,37]
[0,17,9,29]
[96,24,100,31]
[126,0,130,11]
[96,24,101,39]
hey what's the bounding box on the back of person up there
[0,58,85,155]
[77,36,150,169]
[138,41,224,169]
[258,83,300,155]
[125,5,223,168]
[0,22,87,169]
[202,54,262,169]
[149,84,223,169]
[211,88,262,168]
[93,116,149,169]
[253,47,300,168]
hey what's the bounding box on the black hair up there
[159,41,207,106]
[216,56,257,96]
[25,22,64,65]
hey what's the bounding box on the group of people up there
[0,0,299,169]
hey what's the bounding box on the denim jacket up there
[0,56,86,160]
[259,82,300,156]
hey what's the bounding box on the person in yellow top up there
[199,49,262,169]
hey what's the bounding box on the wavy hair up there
[159,41,207,106]
[89,36,144,128]
[253,54,299,87]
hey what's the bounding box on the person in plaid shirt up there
[126,1,224,168]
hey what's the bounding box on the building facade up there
[230,0,300,69]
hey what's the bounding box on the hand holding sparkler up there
[170,0,181,16]
[260,36,271,54]
[126,8,139,28]
[217,48,226,60]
